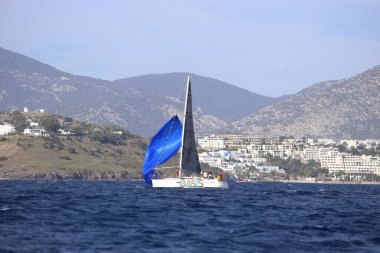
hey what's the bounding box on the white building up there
[283,138,296,144]
[321,153,380,176]
[58,129,71,135]
[199,150,245,175]
[247,144,261,153]
[221,162,241,174]
[255,164,285,174]
[317,139,336,145]
[23,128,49,137]
[320,148,339,157]
[197,135,225,150]
[340,140,358,148]
[0,123,15,135]
[303,147,339,161]
[303,147,320,161]
[247,144,291,158]
[198,151,225,168]
[278,145,293,156]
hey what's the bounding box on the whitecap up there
[173,202,189,208]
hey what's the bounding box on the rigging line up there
[176,90,186,115]
[155,89,186,170]
[155,116,176,170]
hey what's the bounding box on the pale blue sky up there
[1,0,379,97]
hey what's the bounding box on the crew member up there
[217,172,223,181]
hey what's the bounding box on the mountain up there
[0,47,275,136]
[232,65,380,139]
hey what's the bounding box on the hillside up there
[232,65,380,139]
[0,47,275,136]
[0,112,150,179]
[0,134,145,179]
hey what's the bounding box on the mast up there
[178,76,191,178]
[178,75,201,177]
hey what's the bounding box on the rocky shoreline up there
[0,169,139,180]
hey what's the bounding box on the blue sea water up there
[1,180,380,253]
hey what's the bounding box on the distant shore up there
[236,180,380,185]
[2,177,379,185]
[0,177,143,181]
[283,180,380,185]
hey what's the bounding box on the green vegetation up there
[333,142,380,156]
[58,155,71,160]
[335,170,346,177]
[266,154,328,178]
[363,173,380,182]
[0,111,148,179]
[350,144,379,156]
[67,147,76,154]
[39,116,60,132]
[0,134,147,179]
[10,111,28,133]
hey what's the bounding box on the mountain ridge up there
[231,65,380,139]
[2,46,379,139]
[0,47,275,136]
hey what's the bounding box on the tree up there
[39,117,60,132]
[67,147,76,154]
[363,173,380,182]
[237,168,250,180]
[64,117,73,122]
[12,111,28,133]
[335,170,346,177]
[337,144,347,153]
[350,147,360,156]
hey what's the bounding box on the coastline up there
[236,180,380,185]
[282,180,380,185]
[2,177,379,185]
[0,177,144,182]
[0,170,141,181]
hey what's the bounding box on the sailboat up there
[142,76,228,188]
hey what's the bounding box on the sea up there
[1,180,379,253]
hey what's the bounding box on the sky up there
[0,0,379,97]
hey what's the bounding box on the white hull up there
[152,177,228,188]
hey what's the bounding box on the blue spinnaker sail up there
[142,116,182,185]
